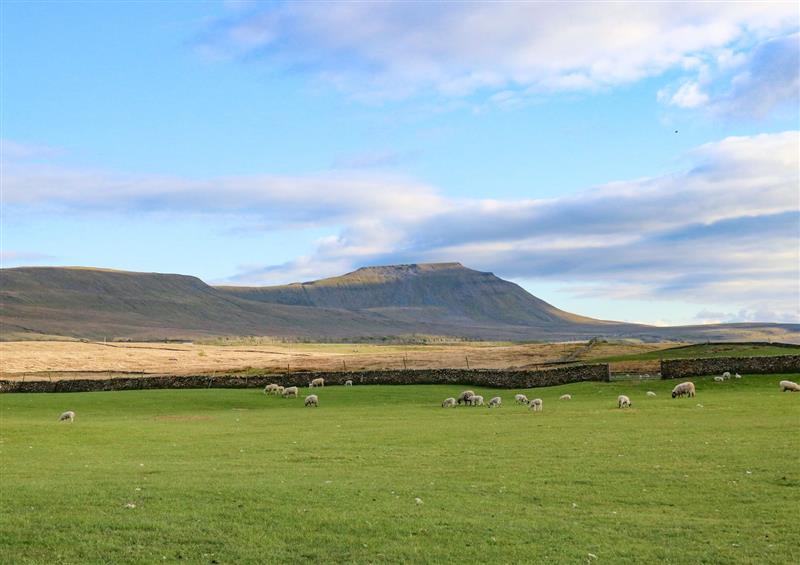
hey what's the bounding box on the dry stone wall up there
[660,355,800,379]
[0,364,609,393]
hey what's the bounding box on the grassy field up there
[593,342,800,363]
[1,375,799,564]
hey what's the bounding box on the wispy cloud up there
[196,1,797,109]
[0,250,55,265]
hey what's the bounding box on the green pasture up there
[1,375,798,564]
[594,342,800,363]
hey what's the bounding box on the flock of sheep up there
[56,375,800,422]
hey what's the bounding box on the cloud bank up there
[6,131,796,321]
[198,1,799,115]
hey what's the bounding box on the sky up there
[2,1,799,326]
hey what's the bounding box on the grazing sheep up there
[714,376,725,382]
[514,394,529,405]
[559,394,572,401]
[345,380,353,387]
[780,380,800,392]
[734,373,742,379]
[671,381,696,398]
[276,385,285,395]
[457,390,476,405]
[617,395,631,408]
[471,395,485,406]
[722,371,731,379]
[282,386,299,398]
[529,398,543,412]
[309,378,325,388]
[263,383,279,395]
[304,394,319,407]
[441,397,456,408]
[488,396,502,408]
[646,391,657,397]
[58,411,75,423]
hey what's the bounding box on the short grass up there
[594,342,800,363]
[1,375,798,564]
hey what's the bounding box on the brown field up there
[0,339,678,380]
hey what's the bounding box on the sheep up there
[488,396,502,408]
[276,385,285,395]
[304,394,319,407]
[671,381,696,398]
[457,390,476,405]
[529,398,543,412]
[263,383,279,395]
[309,378,325,388]
[734,373,742,379]
[441,397,456,408]
[722,371,731,379]
[58,411,75,423]
[471,395,485,406]
[646,391,657,397]
[780,380,800,392]
[345,380,353,387]
[714,376,725,382]
[514,394,529,405]
[559,394,572,401]
[282,386,299,398]
[617,395,631,408]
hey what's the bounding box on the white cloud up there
[3,166,443,227]
[661,80,709,108]
[659,33,800,117]
[198,2,798,104]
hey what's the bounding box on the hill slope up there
[1,264,798,342]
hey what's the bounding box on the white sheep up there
[441,397,456,408]
[722,371,731,379]
[58,411,75,423]
[457,390,475,405]
[646,391,657,397]
[714,376,725,382]
[671,381,696,398]
[514,394,529,405]
[617,395,631,408]
[471,395,485,406]
[559,394,571,400]
[734,373,742,379]
[345,380,353,386]
[529,398,543,412]
[309,378,325,388]
[488,396,502,408]
[263,383,279,395]
[304,394,319,407]
[282,386,299,398]
[276,385,285,395]
[780,380,800,392]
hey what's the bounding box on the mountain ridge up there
[2,263,798,343]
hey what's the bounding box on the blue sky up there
[2,1,799,326]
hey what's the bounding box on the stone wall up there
[660,355,800,379]
[0,364,609,393]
